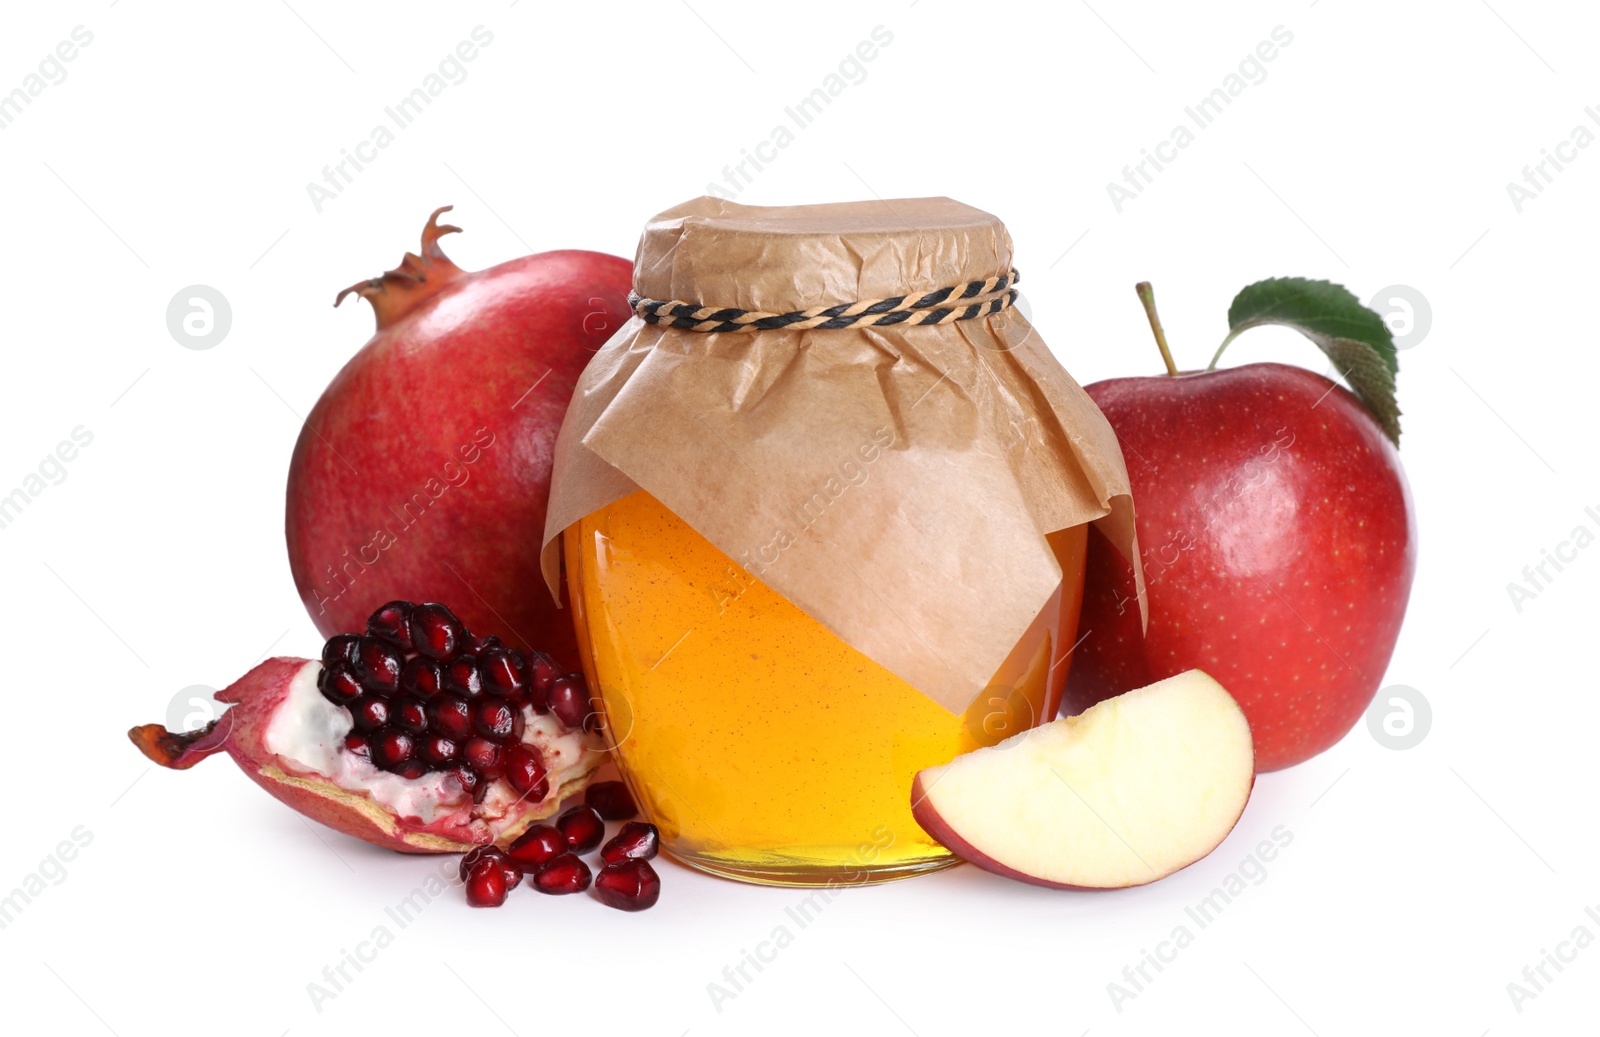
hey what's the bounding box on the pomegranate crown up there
[335,205,468,329]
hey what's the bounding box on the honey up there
[566,489,1088,885]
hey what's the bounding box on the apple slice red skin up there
[910,772,1256,891]
[1065,363,1416,772]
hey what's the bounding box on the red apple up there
[286,208,633,666]
[1063,296,1417,770]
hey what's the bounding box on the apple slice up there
[912,670,1255,889]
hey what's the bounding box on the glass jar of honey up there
[542,197,1140,886]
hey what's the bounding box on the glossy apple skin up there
[1062,363,1416,771]
[286,250,634,666]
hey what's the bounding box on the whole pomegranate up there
[286,207,633,666]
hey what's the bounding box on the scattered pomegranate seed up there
[409,602,465,660]
[601,822,660,864]
[503,744,548,799]
[532,854,592,895]
[366,600,415,651]
[594,859,660,911]
[464,858,508,907]
[355,635,404,692]
[460,845,522,886]
[505,824,565,867]
[350,694,390,732]
[557,804,606,853]
[318,662,364,707]
[548,674,595,730]
[586,781,638,820]
[401,657,445,698]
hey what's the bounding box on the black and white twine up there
[629,269,1021,333]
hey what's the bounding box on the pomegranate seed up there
[409,603,466,660]
[366,600,414,650]
[426,695,473,742]
[463,738,504,779]
[392,695,428,735]
[601,822,660,864]
[505,824,565,867]
[586,781,638,820]
[527,651,560,713]
[420,735,460,766]
[557,804,605,853]
[370,730,415,769]
[350,694,390,732]
[480,648,529,699]
[322,633,360,668]
[594,859,661,911]
[391,758,428,780]
[318,661,364,707]
[532,854,591,895]
[460,845,523,886]
[468,634,504,655]
[445,656,484,698]
[548,674,595,730]
[401,657,445,698]
[355,635,403,692]
[473,700,523,744]
[528,650,560,688]
[344,732,371,759]
[503,744,548,798]
[464,858,508,908]
[453,767,485,803]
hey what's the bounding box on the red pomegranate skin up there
[287,212,633,667]
[1062,363,1417,771]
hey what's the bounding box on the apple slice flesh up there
[912,670,1255,889]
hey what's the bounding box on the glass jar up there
[542,196,1140,886]
[567,491,1086,884]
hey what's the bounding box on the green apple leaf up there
[1212,277,1402,445]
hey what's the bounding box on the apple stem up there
[1135,282,1180,377]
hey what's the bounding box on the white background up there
[1,1,1595,1034]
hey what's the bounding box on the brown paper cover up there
[541,196,1143,713]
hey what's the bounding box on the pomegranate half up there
[129,602,604,853]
